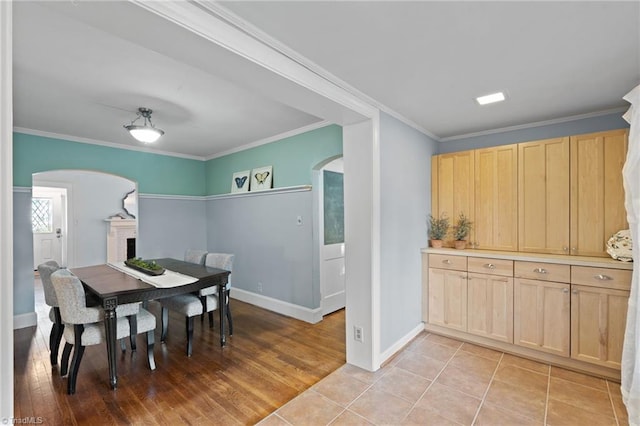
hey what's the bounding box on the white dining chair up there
[51,269,157,394]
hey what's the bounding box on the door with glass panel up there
[32,186,67,269]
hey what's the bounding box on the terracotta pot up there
[454,240,466,249]
[430,239,443,248]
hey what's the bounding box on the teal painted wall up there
[13,133,206,196]
[205,125,343,195]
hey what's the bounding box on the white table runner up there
[108,262,198,288]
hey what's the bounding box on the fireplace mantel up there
[105,219,136,263]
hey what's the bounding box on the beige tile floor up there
[259,332,629,425]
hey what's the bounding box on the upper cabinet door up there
[518,137,570,254]
[570,129,629,257]
[432,150,475,245]
[474,144,518,251]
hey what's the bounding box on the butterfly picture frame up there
[250,165,273,192]
[231,170,251,193]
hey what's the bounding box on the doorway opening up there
[32,186,67,269]
[313,156,345,316]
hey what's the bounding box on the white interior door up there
[319,159,345,315]
[32,187,66,269]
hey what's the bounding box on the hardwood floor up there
[14,279,346,425]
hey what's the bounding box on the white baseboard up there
[13,312,37,330]
[379,323,425,365]
[231,288,323,324]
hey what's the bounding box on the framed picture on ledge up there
[231,170,251,193]
[250,166,273,192]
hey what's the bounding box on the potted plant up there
[453,213,472,249]
[428,213,449,248]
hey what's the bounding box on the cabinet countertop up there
[422,247,633,270]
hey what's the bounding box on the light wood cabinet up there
[570,264,631,369]
[474,144,518,250]
[432,150,475,245]
[570,129,629,257]
[428,268,467,331]
[518,137,570,254]
[432,129,628,257]
[467,272,513,343]
[514,277,570,357]
[570,285,629,369]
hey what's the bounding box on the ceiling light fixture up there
[476,92,506,106]
[124,107,164,143]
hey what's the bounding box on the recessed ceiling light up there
[476,92,506,105]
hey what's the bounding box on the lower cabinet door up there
[428,268,467,331]
[514,278,570,357]
[467,273,513,343]
[571,285,629,369]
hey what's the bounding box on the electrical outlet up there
[257,282,263,293]
[354,326,363,342]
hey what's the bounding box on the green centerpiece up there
[125,257,165,276]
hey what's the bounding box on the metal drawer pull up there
[442,259,452,264]
[594,274,613,281]
[563,288,569,293]
[533,268,548,274]
[483,263,496,269]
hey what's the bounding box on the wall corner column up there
[0,0,14,419]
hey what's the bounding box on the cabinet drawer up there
[571,266,632,291]
[468,257,513,277]
[514,261,570,283]
[429,254,467,271]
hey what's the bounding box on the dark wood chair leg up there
[50,308,64,366]
[226,290,233,336]
[60,342,73,376]
[208,311,214,329]
[186,316,194,357]
[146,331,156,371]
[127,315,137,351]
[161,307,169,342]
[68,325,85,395]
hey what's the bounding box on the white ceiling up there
[12,1,640,159]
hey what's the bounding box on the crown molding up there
[13,127,206,161]
[439,107,629,142]
[204,120,331,160]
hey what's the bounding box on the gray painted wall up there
[13,191,208,316]
[437,111,629,154]
[206,190,315,308]
[33,170,136,268]
[137,196,208,261]
[13,191,34,315]
[379,112,438,352]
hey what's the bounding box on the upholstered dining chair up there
[184,249,207,265]
[37,261,63,366]
[160,291,219,357]
[202,253,234,335]
[51,269,157,394]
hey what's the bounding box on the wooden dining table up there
[70,258,230,389]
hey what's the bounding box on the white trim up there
[204,120,331,160]
[13,186,31,193]
[439,107,629,142]
[230,287,323,324]
[370,113,382,370]
[13,127,205,161]
[134,0,377,120]
[0,1,14,418]
[13,312,37,330]
[379,323,425,365]
[138,193,207,201]
[205,185,311,201]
